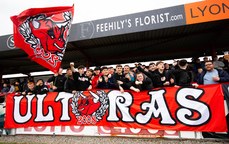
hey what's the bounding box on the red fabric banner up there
[4,84,227,132]
[10,6,74,72]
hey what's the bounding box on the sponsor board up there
[15,125,202,139]
[185,0,229,24]
[2,0,229,51]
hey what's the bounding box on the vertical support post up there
[211,48,217,60]
[86,61,90,69]
[0,68,3,91]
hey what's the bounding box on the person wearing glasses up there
[197,60,229,85]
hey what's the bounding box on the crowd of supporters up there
[1,56,229,95]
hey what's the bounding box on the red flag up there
[11,5,74,73]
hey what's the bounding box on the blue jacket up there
[197,69,229,84]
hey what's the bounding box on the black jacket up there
[134,76,153,91]
[73,72,91,91]
[97,75,116,89]
[36,85,49,94]
[152,70,171,88]
[168,68,193,87]
[64,77,77,93]
[137,66,157,87]
[47,74,66,92]
[24,87,36,95]
[113,73,133,90]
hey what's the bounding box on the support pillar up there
[86,61,90,69]
[0,68,3,90]
[211,48,217,61]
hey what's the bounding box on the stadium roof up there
[0,19,228,75]
[1,0,229,75]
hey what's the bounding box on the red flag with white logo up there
[11,5,74,72]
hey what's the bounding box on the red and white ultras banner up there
[5,84,227,132]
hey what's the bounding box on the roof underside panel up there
[0,19,229,74]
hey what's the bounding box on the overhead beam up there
[69,42,97,66]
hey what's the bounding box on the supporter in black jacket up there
[168,60,198,87]
[113,64,139,92]
[137,61,172,88]
[136,63,156,86]
[113,64,125,92]
[47,68,66,92]
[133,72,153,91]
[64,68,78,94]
[123,73,140,92]
[35,79,49,94]
[97,67,116,89]
[153,61,173,87]
[70,63,92,91]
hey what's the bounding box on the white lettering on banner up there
[176,88,210,126]
[13,95,35,123]
[55,92,72,121]
[107,88,210,126]
[136,90,176,125]
[107,91,134,122]
[12,88,211,127]
[35,94,54,122]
